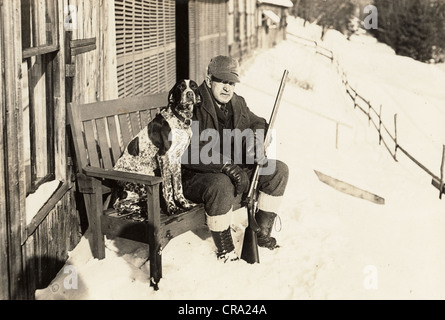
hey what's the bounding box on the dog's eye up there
[190,83,197,90]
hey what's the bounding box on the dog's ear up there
[167,83,177,107]
[195,91,203,106]
[127,137,140,157]
[147,113,172,156]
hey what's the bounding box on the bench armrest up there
[83,166,163,186]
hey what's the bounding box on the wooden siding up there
[228,0,258,63]
[1,0,28,300]
[189,0,228,83]
[0,0,119,299]
[66,0,119,104]
[115,0,176,97]
[0,0,9,301]
[257,4,289,50]
[23,190,82,299]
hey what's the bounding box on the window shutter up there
[115,0,176,98]
[189,0,228,83]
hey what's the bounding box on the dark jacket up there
[182,81,267,173]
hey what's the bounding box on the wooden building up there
[0,0,291,299]
[257,0,293,49]
[227,0,258,63]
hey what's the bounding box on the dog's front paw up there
[178,198,198,210]
[167,204,181,215]
[183,201,198,210]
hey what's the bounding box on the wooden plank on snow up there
[314,170,385,205]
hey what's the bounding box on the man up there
[182,55,289,262]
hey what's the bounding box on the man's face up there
[208,76,236,104]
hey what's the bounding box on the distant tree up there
[370,0,445,62]
[294,0,358,39]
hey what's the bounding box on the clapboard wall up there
[0,0,119,299]
[188,0,229,83]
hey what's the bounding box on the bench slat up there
[107,115,123,165]
[68,103,89,169]
[140,110,151,128]
[96,118,114,169]
[83,166,163,186]
[74,93,168,122]
[129,112,142,136]
[118,114,133,148]
[83,120,100,167]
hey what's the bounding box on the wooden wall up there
[23,191,82,299]
[65,0,119,104]
[189,0,229,83]
[0,0,9,301]
[258,4,289,50]
[0,0,119,299]
[228,0,258,64]
[0,0,28,300]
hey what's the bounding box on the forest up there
[291,0,445,63]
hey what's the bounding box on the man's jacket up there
[182,82,268,173]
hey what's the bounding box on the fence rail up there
[287,31,445,199]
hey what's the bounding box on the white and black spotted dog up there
[113,79,201,216]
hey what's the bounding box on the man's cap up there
[208,55,240,83]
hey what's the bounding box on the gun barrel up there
[264,70,289,148]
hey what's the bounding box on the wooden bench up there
[67,93,210,290]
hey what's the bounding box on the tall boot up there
[210,227,239,262]
[256,210,279,250]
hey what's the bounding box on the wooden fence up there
[287,31,445,199]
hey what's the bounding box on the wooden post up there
[0,0,10,300]
[378,104,382,145]
[147,184,162,290]
[2,0,28,299]
[394,114,398,161]
[440,145,445,199]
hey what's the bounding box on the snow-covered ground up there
[36,17,445,300]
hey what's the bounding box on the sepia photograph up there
[1,0,445,305]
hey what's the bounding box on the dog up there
[113,79,201,216]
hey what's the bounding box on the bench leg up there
[82,179,106,260]
[146,184,162,290]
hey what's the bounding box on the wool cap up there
[208,55,240,83]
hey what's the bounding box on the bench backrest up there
[67,93,168,171]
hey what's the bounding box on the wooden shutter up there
[115,0,176,98]
[189,0,228,83]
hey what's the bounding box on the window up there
[21,0,59,195]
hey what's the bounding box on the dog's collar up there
[172,107,193,126]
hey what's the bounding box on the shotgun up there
[241,69,289,264]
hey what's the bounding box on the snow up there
[26,180,62,225]
[35,17,445,300]
[257,0,294,8]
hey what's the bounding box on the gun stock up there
[241,70,289,264]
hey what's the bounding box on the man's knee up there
[275,160,289,181]
[203,174,236,216]
[258,159,289,197]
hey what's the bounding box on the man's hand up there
[221,164,250,196]
[245,133,268,165]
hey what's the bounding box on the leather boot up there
[210,227,239,262]
[256,210,279,250]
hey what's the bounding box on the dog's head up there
[168,79,202,112]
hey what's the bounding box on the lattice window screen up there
[189,0,228,83]
[115,0,176,98]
